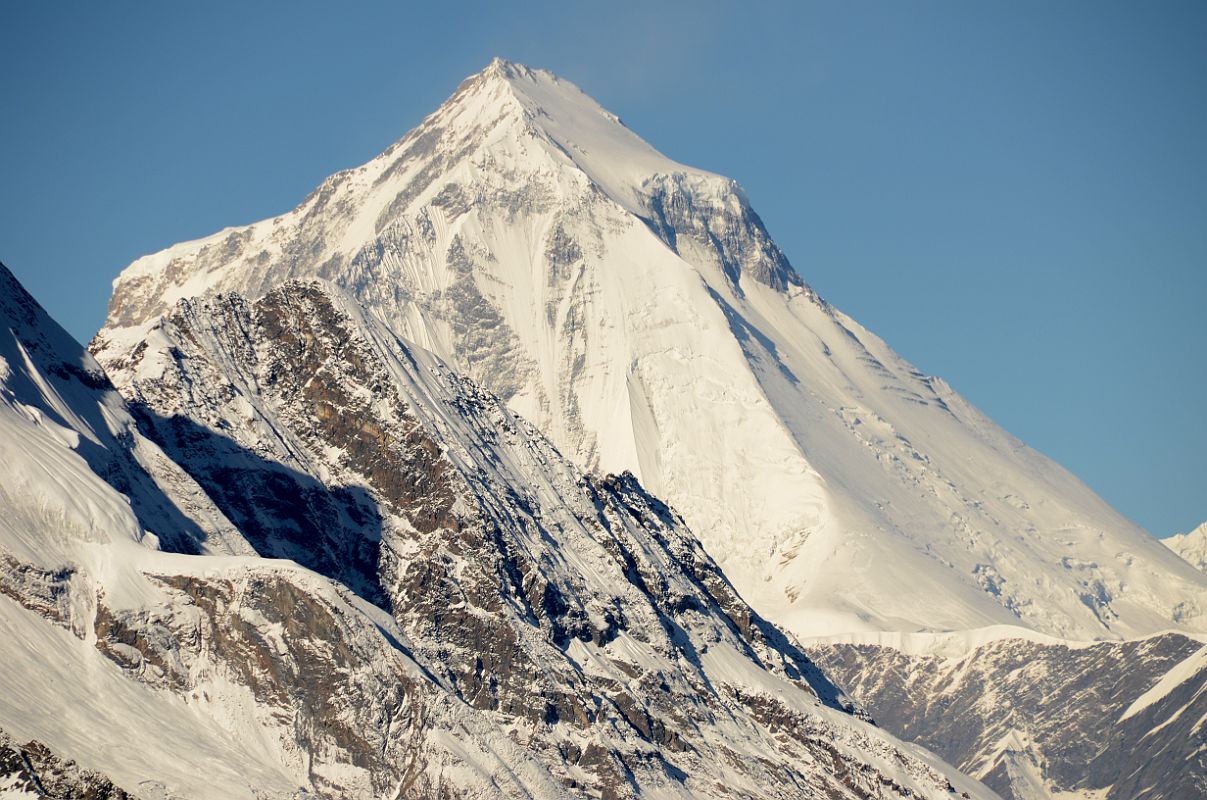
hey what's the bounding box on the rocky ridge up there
[811,631,1207,800]
[1,264,991,799]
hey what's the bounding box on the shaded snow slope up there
[0,265,248,562]
[94,59,1207,641]
[2,265,992,799]
[1165,522,1207,573]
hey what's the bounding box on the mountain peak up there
[449,56,544,107]
[432,58,728,216]
[479,55,539,82]
[467,57,604,116]
[97,58,801,338]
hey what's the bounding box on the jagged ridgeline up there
[0,261,991,798]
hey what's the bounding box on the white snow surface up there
[93,58,1207,643]
[1165,522,1207,573]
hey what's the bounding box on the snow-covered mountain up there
[93,58,1207,644]
[1166,522,1207,573]
[1,263,993,798]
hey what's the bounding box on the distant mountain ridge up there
[1166,522,1207,573]
[812,630,1207,799]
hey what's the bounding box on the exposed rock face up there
[0,729,136,799]
[639,172,805,295]
[1,265,991,799]
[811,633,1207,800]
[89,567,495,799]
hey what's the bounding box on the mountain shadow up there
[1,260,232,557]
[129,404,389,611]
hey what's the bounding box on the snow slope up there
[0,262,316,797]
[1165,522,1207,573]
[2,264,993,799]
[94,58,1207,641]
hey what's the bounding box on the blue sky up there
[2,1,1204,537]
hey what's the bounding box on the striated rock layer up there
[812,631,1207,800]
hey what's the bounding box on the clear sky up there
[2,2,1204,537]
